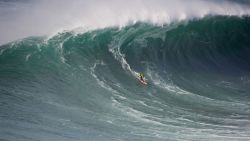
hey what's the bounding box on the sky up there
[0,0,250,45]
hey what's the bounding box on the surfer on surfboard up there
[138,73,147,85]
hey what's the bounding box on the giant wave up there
[0,15,250,141]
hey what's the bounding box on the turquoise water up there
[0,16,250,141]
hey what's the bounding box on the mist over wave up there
[1,0,250,44]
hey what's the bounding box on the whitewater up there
[0,0,250,141]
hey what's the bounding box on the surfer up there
[139,73,145,82]
[138,72,147,85]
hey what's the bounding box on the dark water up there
[0,16,250,141]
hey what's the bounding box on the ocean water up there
[0,16,250,141]
[0,1,250,141]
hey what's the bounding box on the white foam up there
[111,98,170,128]
[1,0,250,44]
[137,100,164,112]
[25,54,31,61]
[147,69,190,95]
[108,42,138,77]
[90,60,126,101]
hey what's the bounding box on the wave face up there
[1,16,250,141]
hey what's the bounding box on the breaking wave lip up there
[1,0,250,44]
